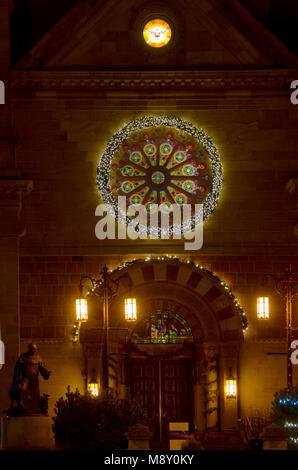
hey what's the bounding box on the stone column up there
[0,179,33,413]
[126,424,153,450]
[203,343,219,432]
[193,345,206,432]
[0,0,33,414]
[219,342,240,431]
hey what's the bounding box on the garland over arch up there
[87,257,248,332]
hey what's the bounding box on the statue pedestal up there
[0,415,55,450]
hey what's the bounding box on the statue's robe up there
[10,351,50,414]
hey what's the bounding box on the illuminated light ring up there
[97,116,223,237]
[152,171,166,185]
[131,195,142,204]
[130,151,142,163]
[144,143,156,156]
[184,165,195,176]
[160,143,172,155]
[122,166,134,176]
[174,151,186,163]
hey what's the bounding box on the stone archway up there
[81,258,245,443]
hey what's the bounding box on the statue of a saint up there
[7,343,51,415]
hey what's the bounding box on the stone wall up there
[17,254,298,419]
[19,254,298,341]
[12,99,298,255]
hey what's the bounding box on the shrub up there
[271,385,298,449]
[52,387,148,450]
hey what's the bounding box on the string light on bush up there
[290,437,298,444]
[279,398,298,406]
[272,386,298,449]
[285,422,298,428]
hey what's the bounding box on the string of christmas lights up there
[279,398,298,406]
[273,385,298,449]
[96,116,223,237]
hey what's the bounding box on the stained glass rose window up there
[97,116,223,237]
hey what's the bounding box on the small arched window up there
[129,310,193,344]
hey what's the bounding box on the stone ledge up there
[11,69,298,92]
[0,415,55,450]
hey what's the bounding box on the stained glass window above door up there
[129,310,193,344]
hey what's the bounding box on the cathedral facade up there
[0,0,298,448]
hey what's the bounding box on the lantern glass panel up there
[76,298,88,322]
[88,382,99,397]
[125,298,137,321]
[226,379,237,398]
[257,297,269,320]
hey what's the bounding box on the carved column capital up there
[0,178,33,237]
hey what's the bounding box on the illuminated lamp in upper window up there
[143,19,172,48]
[257,297,270,320]
[124,298,137,321]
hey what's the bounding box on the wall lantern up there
[76,298,88,322]
[257,296,270,320]
[225,368,237,399]
[88,369,99,397]
[124,298,137,321]
[76,277,94,322]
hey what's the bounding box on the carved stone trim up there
[0,179,33,237]
[11,69,298,93]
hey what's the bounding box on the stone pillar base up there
[126,424,152,450]
[0,415,55,450]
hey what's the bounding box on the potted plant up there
[237,410,271,450]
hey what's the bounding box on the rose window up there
[97,116,223,237]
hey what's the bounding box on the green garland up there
[72,321,81,343]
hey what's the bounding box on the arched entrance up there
[127,309,195,448]
[81,258,246,448]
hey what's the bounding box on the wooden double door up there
[130,358,193,448]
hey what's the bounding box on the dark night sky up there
[9,0,298,65]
